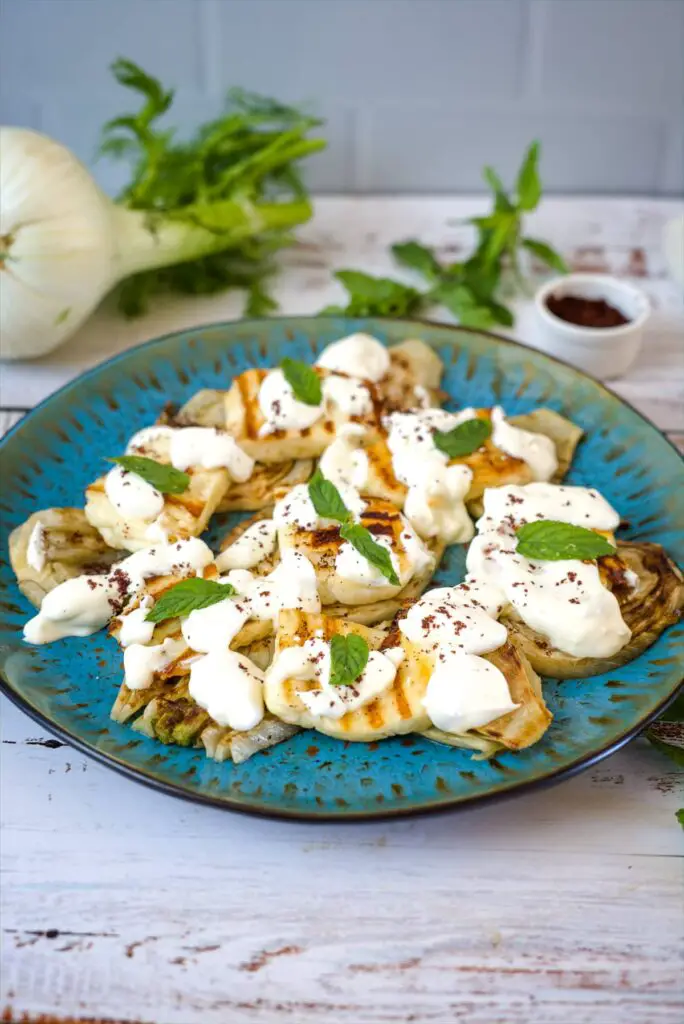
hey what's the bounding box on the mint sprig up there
[329,633,370,688]
[307,469,350,522]
[433,417,492,459]
[322,141,568,329]
[281,357,323,406]
[339,521,401,586]
[307,471,401,586]
[516,521,617,562]
[109,455,189,495]
[145,578,237,624]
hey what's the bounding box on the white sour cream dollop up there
[215,519,278,571]
[489,407,558,482]
[384,407,476,544]
[24,538,214,645]
[267,637,404,719]
[189,649,265,730]
[398,581,518,735]
[466,483,630,658]
[105,464,165,522]
[316,333,390,383]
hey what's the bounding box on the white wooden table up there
[1,198,683,1024]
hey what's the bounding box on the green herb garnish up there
[321,270,423,318]
[307,471,401,585]
[433,418,492,459]
[323,141,568,328]
[109,455,190,495]
[281,357,323,406]
[329,633,370,688]
[515,521,617,562]
[339,521,401,586]
[100,58,326,318]
[307,469,350,522]
[145,578,236,624]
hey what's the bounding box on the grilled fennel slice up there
[217,512,281,575]
[84,431,232,552]
[200,715,299,763]
[219,505,442,625]
[222,340,444,464]
[353,407,582,512]
[217,459,314,512]
[507,408,583,482]
[503,541,684,679]
[161,393,315,513]
[265,609,431,741]
[223,366,381,463]
[131,678,210,746]
[278,497,441,610]
[419,641,551,752]
[377,339,444,411]
[129,678,297,762]
[109,569,272,724]
[9,508,121,608]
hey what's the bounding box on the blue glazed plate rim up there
[1,315,682,822]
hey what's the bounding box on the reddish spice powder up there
[546,293,630,328]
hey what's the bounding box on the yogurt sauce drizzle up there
[466,483,630,658]
[398,581,519,734]
[104,425,255,524]
[257,332,390,437]
[184,550,320,730]
[257,369,373,436]
[384,407,476,545]
[127,425,254,480]
[489,407,558,481]
[267,639,404,720]
[315,333,390,383]
[215,519,278,571]
[23,538,214,645]
[273,481,432,591]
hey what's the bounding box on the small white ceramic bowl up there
[533,274,650,379]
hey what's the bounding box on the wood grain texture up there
[1,197,683,1024]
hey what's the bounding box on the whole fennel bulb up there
[1,128,122,359]
[0,60,325,360]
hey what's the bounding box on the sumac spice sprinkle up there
[546,293,630,329]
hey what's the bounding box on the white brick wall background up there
[0,0,682,196]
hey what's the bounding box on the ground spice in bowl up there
[545,294,630,329]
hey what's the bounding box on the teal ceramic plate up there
[1,317,682,820]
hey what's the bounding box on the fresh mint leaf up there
[522,238,569,274]
[433,418,492,458]
[146,578,236,624]
[391,240,442,282]
[482,212,518,267]
[483,166,514,213]
[328,270,424,317]
[109,455,189,495]
[339,522,400,586]
[516,521,617,561]
[281,357,322,406]
[307,470,350,523]
[516,141,542,211]
[433,282,499,330]
[329,633,370,688]
[326,141,564,333]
